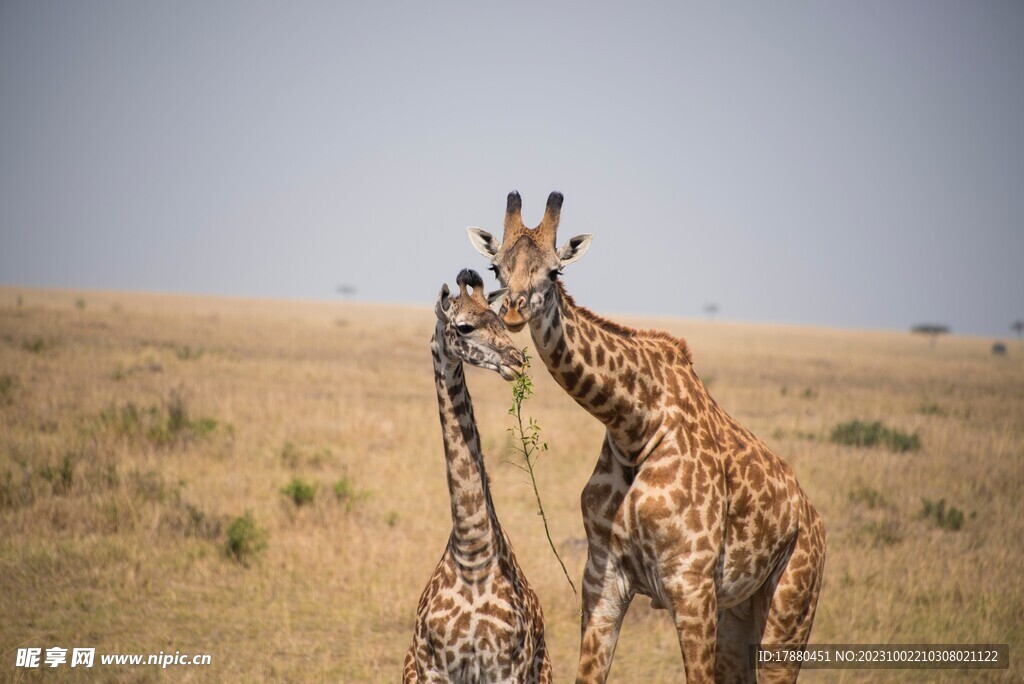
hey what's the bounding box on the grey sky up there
[2,1,1022,336]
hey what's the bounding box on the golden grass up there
[1,287,1021,682]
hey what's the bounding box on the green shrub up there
[333,477,352,501]
[920,498,966,531]
[0,469,25,509]
[175,345,203,361]
[97,394,219,447]
[21,337,48,353]
[830,420,921,453]
[281,478,316,507]
[225,512,267,565]
[38,454,76,496]
[99,402,143,438]
[0,374,17,402]
[333,476,369,511]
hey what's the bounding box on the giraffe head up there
[467,190,592,332]
[436,269,526,381]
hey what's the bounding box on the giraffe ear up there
[436,284,452,320]
[557,234,593,266]
[467,227,501,259]
[486,287,508,306]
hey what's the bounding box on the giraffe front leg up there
[663,571,719,683]
[576,555,632,684]
[579,432,632,637]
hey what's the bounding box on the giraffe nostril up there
[515,296,527,311]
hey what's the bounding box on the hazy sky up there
[2,2,1022,336]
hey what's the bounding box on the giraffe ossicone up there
[470,193,826,684]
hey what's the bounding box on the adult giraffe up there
[468,192,825,683]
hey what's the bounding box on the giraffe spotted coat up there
[470,192,826,683]
[404,270,552,683]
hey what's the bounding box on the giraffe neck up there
[528,283,705,459]
[430,322,501,574]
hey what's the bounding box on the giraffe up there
[468,192,826,683]
[404,268,553,684]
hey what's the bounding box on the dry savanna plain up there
[1,287,1022,683]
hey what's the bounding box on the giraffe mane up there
[556,282,694,365]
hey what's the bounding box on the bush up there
[920,498,966,531]
[0,374,17,402]
[830,420,921,453]
[225,512,267,565]
[281,478,316,507]
[38,454,76,496]
[333,477,352,501]
[175,345,203,361]
[97,393,219,447]
[21,337,48,353]
[333,476,369,512]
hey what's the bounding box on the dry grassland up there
[1,287,1021,682]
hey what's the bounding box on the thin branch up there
[508,350,581,615]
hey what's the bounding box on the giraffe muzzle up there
[501,294,529,332]
[497,348,526,381]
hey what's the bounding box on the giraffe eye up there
[489,264,501,278]
[548,269,562,281]
[456,324,475,335]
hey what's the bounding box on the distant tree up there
[912,323,950,349]
[992,342,1007,356]
[336,284,357,297]
[1012,320,1024,340]
[703,303,719,320]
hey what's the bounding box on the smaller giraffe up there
[404,269,552,684]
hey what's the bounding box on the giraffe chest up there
[613,447,801,610]
[416,558,542,681]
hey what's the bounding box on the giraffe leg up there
[577,433,633,683]
[715,598,758,683]
[663,571,718,684]
[754,503,827,684]
[575,557,633,684]
[579,433,631,630]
